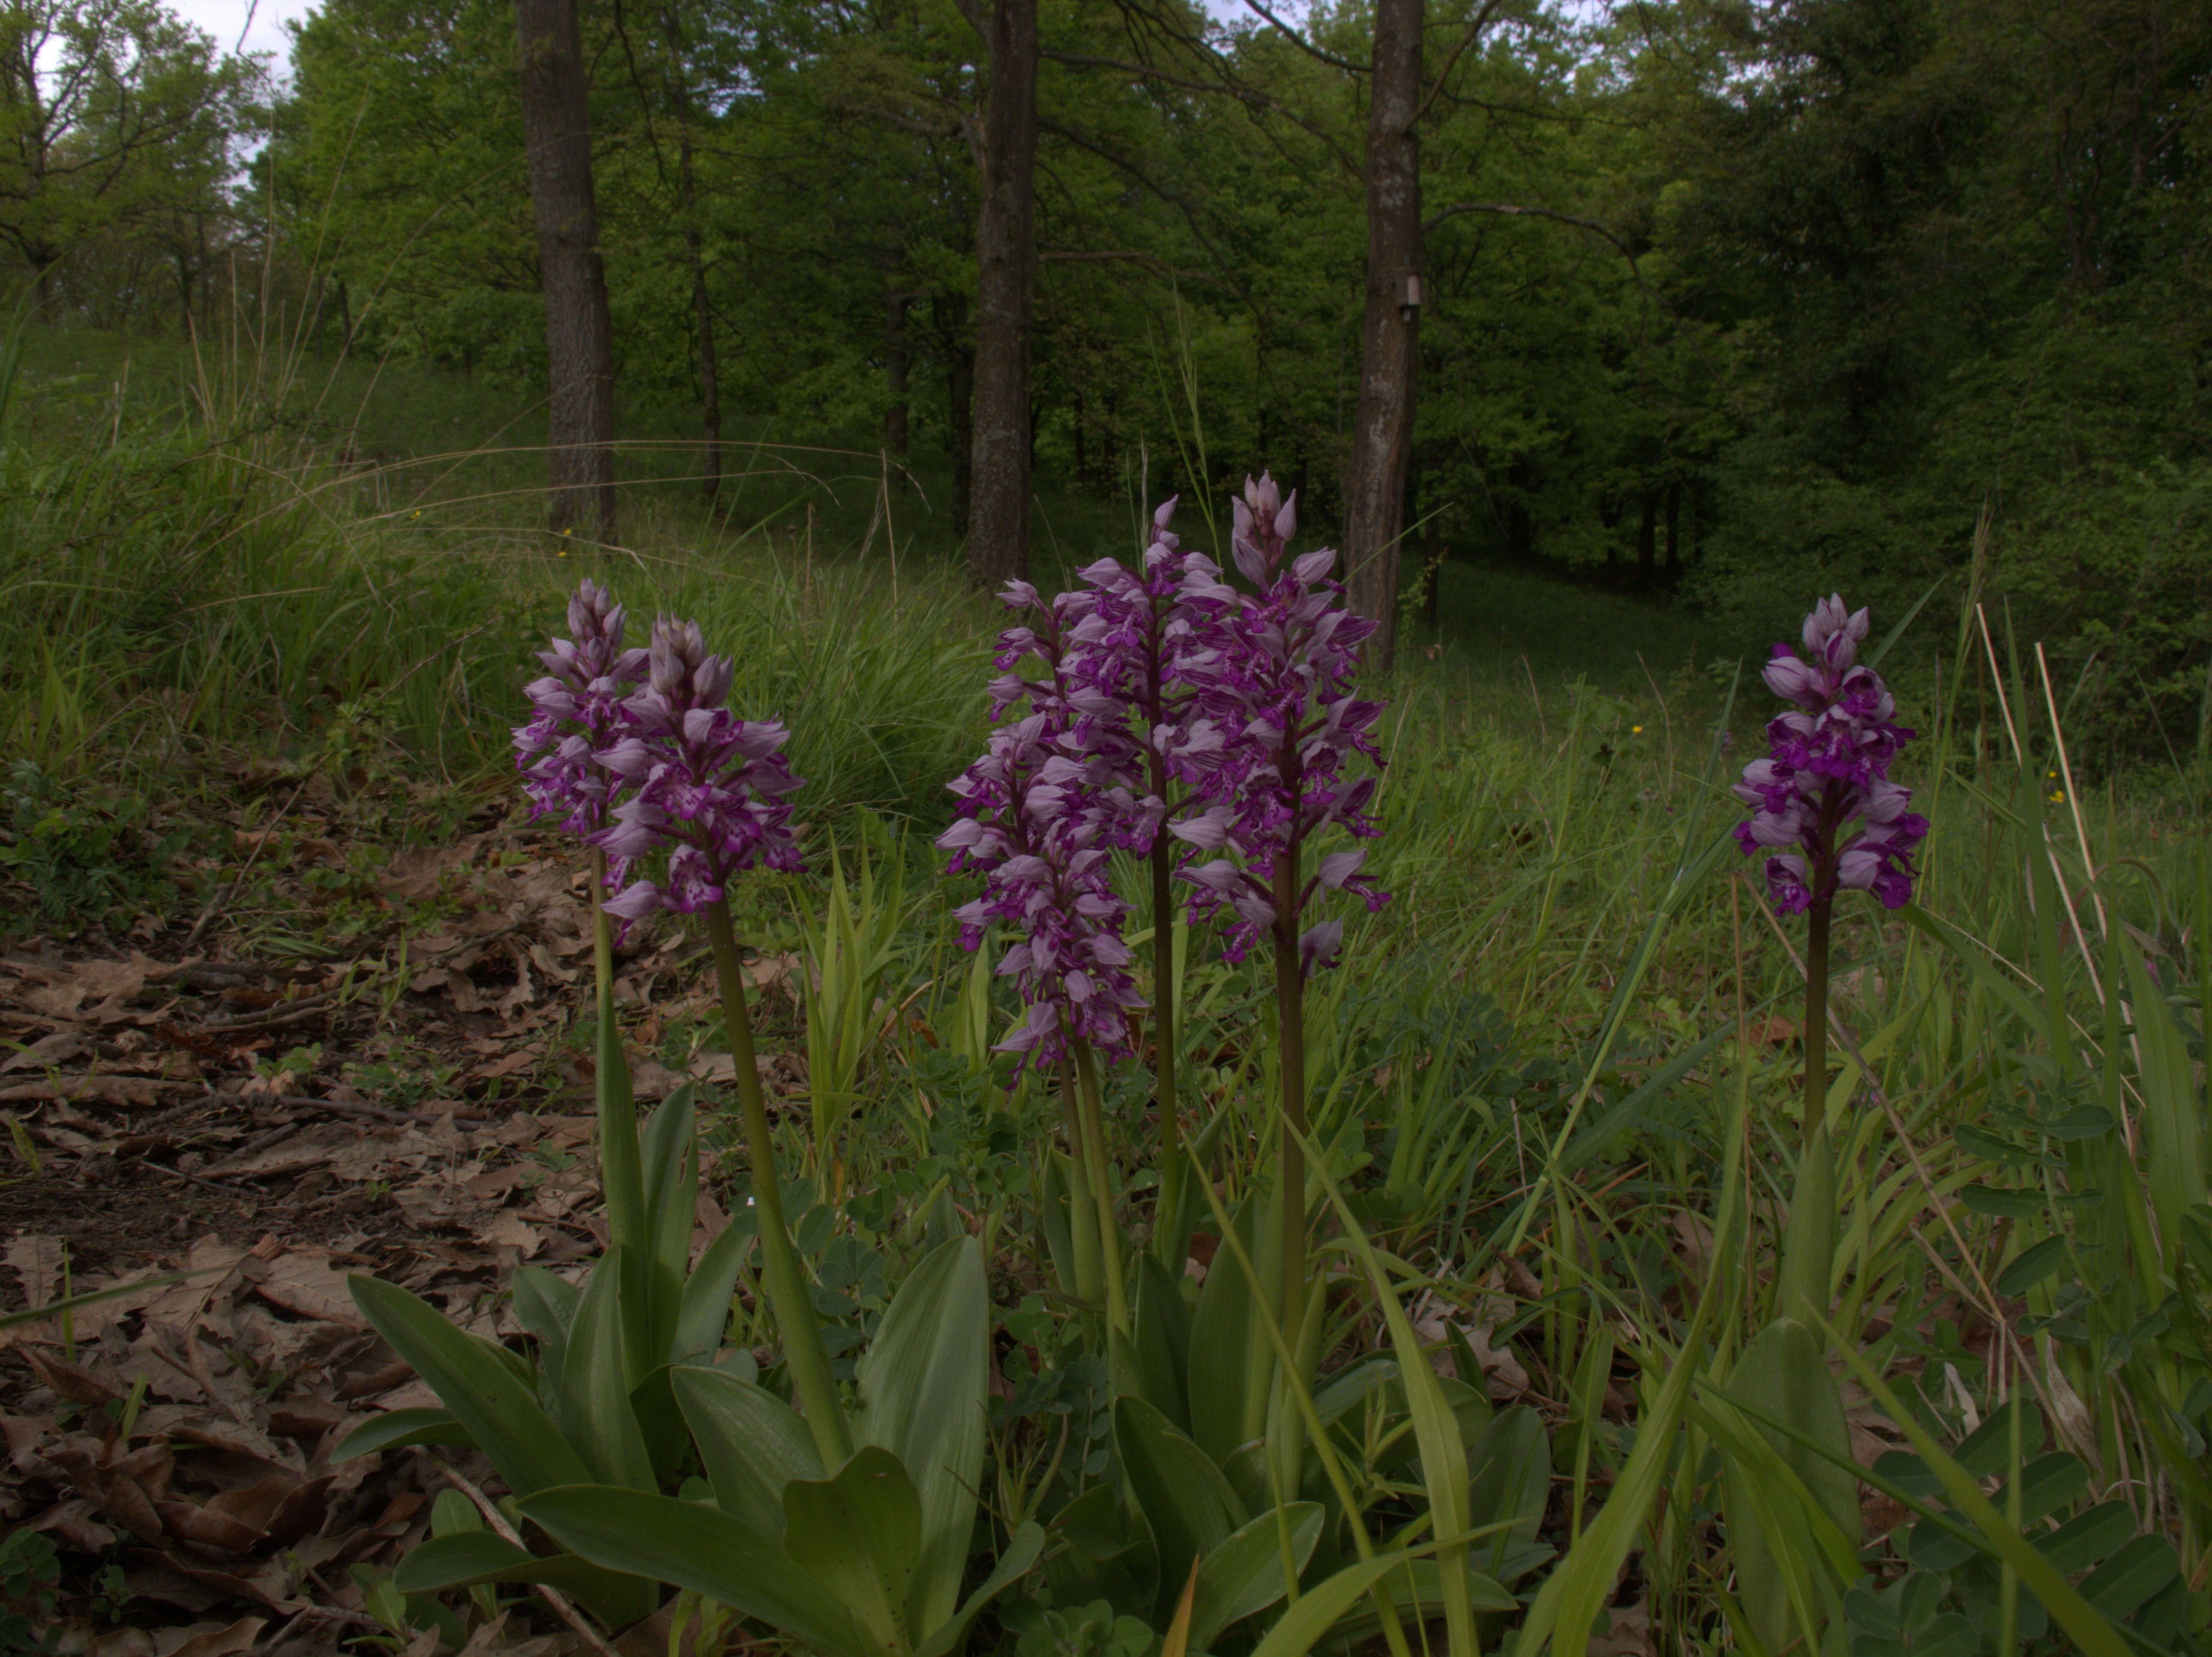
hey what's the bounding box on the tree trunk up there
[1341,0,1423,674]
[657,4,719,502]
[968,0,1039,588]
[886,289,910,459]
[681,133,721,503]
[515,0,618,543]
[1637,487,1657,586]
[1663,480,1681,584]
[935,294,975,537]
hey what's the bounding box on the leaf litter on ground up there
[0,794,808,1656]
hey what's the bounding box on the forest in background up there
[5,0,2210,759]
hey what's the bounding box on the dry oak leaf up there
[253,1251,364,1327]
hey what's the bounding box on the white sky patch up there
[172,0,311,76]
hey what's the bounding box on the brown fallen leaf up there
[155,1499,268,1554]
[154,1553,308,1614]
[22,1497,117,1552]
[0,1030,87,1073]
[253,1251,364,1326]
[156,1617,266,1657]
[6,1233,63,1315]
[23,1349,127,1407]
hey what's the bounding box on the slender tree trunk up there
[1637,487,1657,587]
[937,294,975,537]
[1663,480,1681,584]
[1341,0,1423,674]
[680,134,722,503]
[968,0,1038,588]
[886,289,910,458]
[516,0,618,543]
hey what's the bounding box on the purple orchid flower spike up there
[513,578,648,839]
[1733,593,1924,914]
[1168,479,1390,1338]
[593,613,806,922]
[1739,593,1926,1333]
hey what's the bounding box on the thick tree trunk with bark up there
[968,0,1039,588]
[516,0,618,543]
[1341,0,1423,674]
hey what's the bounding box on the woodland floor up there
[0,776,808,1657]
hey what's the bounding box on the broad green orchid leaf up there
[672,1363,823,1538]
[519,1483,868,1657]
[1244,1552,1411,1657]
[349,1275,589,1499]
[331,1407,475,1461]
[674,1223,749,1365]
[557,1246,656,1492]
[1186,1197,1266,1468]
[1113,1393,1245,1616]
[1188,1501,1322,1650]
[781,1444,923,1655]
[851,1236,989,1638]
[512,1265,579,1396]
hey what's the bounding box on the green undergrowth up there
[4,321,2209,1656]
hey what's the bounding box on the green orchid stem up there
[1071,1037,1128,1339]
[1149,833,1185,1269]
[1060,1061,1105,1329]
[589,845,615,997]
[1803,893,1830,1157]
[1272,851,1307,1342]
[705,896,851,1470]
[589,845,644,1257]
[1780,891,1837,1329]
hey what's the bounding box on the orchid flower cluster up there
[941,578,1150,1074]
[514,587,806,920]
[513,579,647,838]
[1733,594,1925,913]
[1171,474,1389,972]
[940,477,1389,1070]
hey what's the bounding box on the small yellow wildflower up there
[1631,725,1643,734]
[2050,790,2065,803]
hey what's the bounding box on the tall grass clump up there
[0,313,995,830]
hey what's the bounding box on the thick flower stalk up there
[1172,474,1390,1338]
[941,585,1147,1338]
[1066,499,1221,1258]
[578,614,847,1467]
[1736,594,1924,1329]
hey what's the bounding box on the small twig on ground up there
[138,1158,254,1197]
[269,1091,485,1126]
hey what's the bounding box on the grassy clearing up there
[4,320,2208,1655]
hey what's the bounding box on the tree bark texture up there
[516,0,618,543]
[968,0,1039,588]
[1341,0,1423,674]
